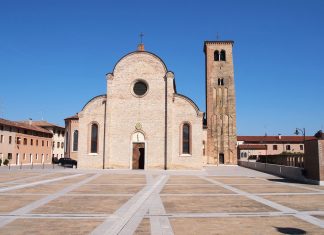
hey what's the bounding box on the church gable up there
[112,52,167,80]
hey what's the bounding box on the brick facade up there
[66,41,237,169]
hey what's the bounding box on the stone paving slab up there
[0,195,42,213]
[161,184,232,194]
[31,195,131,214]
[88,175,146,184]
[162,195,277,213]
[232,184,314,194]
[0,184,70,194]
[263,194,324,211]
[69,184,145,194]
[208,177,276,185]
[169,216,324,235]
[166,176,211,185]
[0,166,323,234]
[134,218,151,235]
[0,218,104,235]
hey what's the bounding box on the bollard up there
[20,163,22,170]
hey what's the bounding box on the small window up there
[300,145,304,150]
[61,142,64,148]
[36,140,38,146]
[24,138,27,145]
[8,153,12,160]
[182,123,191,154]
[214,50,219,61]
[42,140,44,146]
[273,145,278,150]
[286,145,291,151]
[47,141,48,147]
[0,135,3,143]
[218,78,224,86]
[16,137,21,145]
[90,124,98,153]
[220,50,226,61]
[30,139,33,146]
[57,142,60,148]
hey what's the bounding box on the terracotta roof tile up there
[0,118,52,135]
[237,136,316,143]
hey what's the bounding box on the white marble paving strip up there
[107,174,157,235]
[0,213,114,219]
[258,177,324,192]
[118,192,155,235]
[0,173,100,228]
[0,172,55,186]
[91,174,167,235]
[199,176,324,228]
[0,173,85,193]
[148,193,174,235]
[160,193,238,196]
[147,211,324,218]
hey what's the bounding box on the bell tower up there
[204,41,237,165]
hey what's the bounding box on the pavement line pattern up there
[199,176,324,229]
[91,174,167,235]
[0,173,99,228]
[117,174,173,235]
[117,174,158,235]
[0,172,55,186]
[258,177,324,192]
[0,173,85,193]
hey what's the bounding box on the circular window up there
[133,81,148,97]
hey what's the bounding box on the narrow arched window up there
[220,50,226,61]
[65,132,69,151]
[221,78,224,86]
[73,130,78,151]
[214,50,219,61]
[90,124,98,153]
[182,123,190,154]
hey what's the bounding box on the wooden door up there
[132,143,145,169]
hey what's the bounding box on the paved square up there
[0,166,322,234]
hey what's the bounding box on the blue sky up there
[0,0,323,136]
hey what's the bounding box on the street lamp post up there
[295,128,306,167]
[295,128,306,142]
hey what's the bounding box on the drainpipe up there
[103,100,107,169]
[164,75,168,170]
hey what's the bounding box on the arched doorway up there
[131,132,146,170]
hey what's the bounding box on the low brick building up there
[0,118,53,165]
[237,135,316,161]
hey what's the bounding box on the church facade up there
[64,41,237,169]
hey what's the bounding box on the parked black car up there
[58,157,77,168]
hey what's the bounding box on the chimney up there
[278,134,282,140]
[28,118,32,125]
[137,43,145,51]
